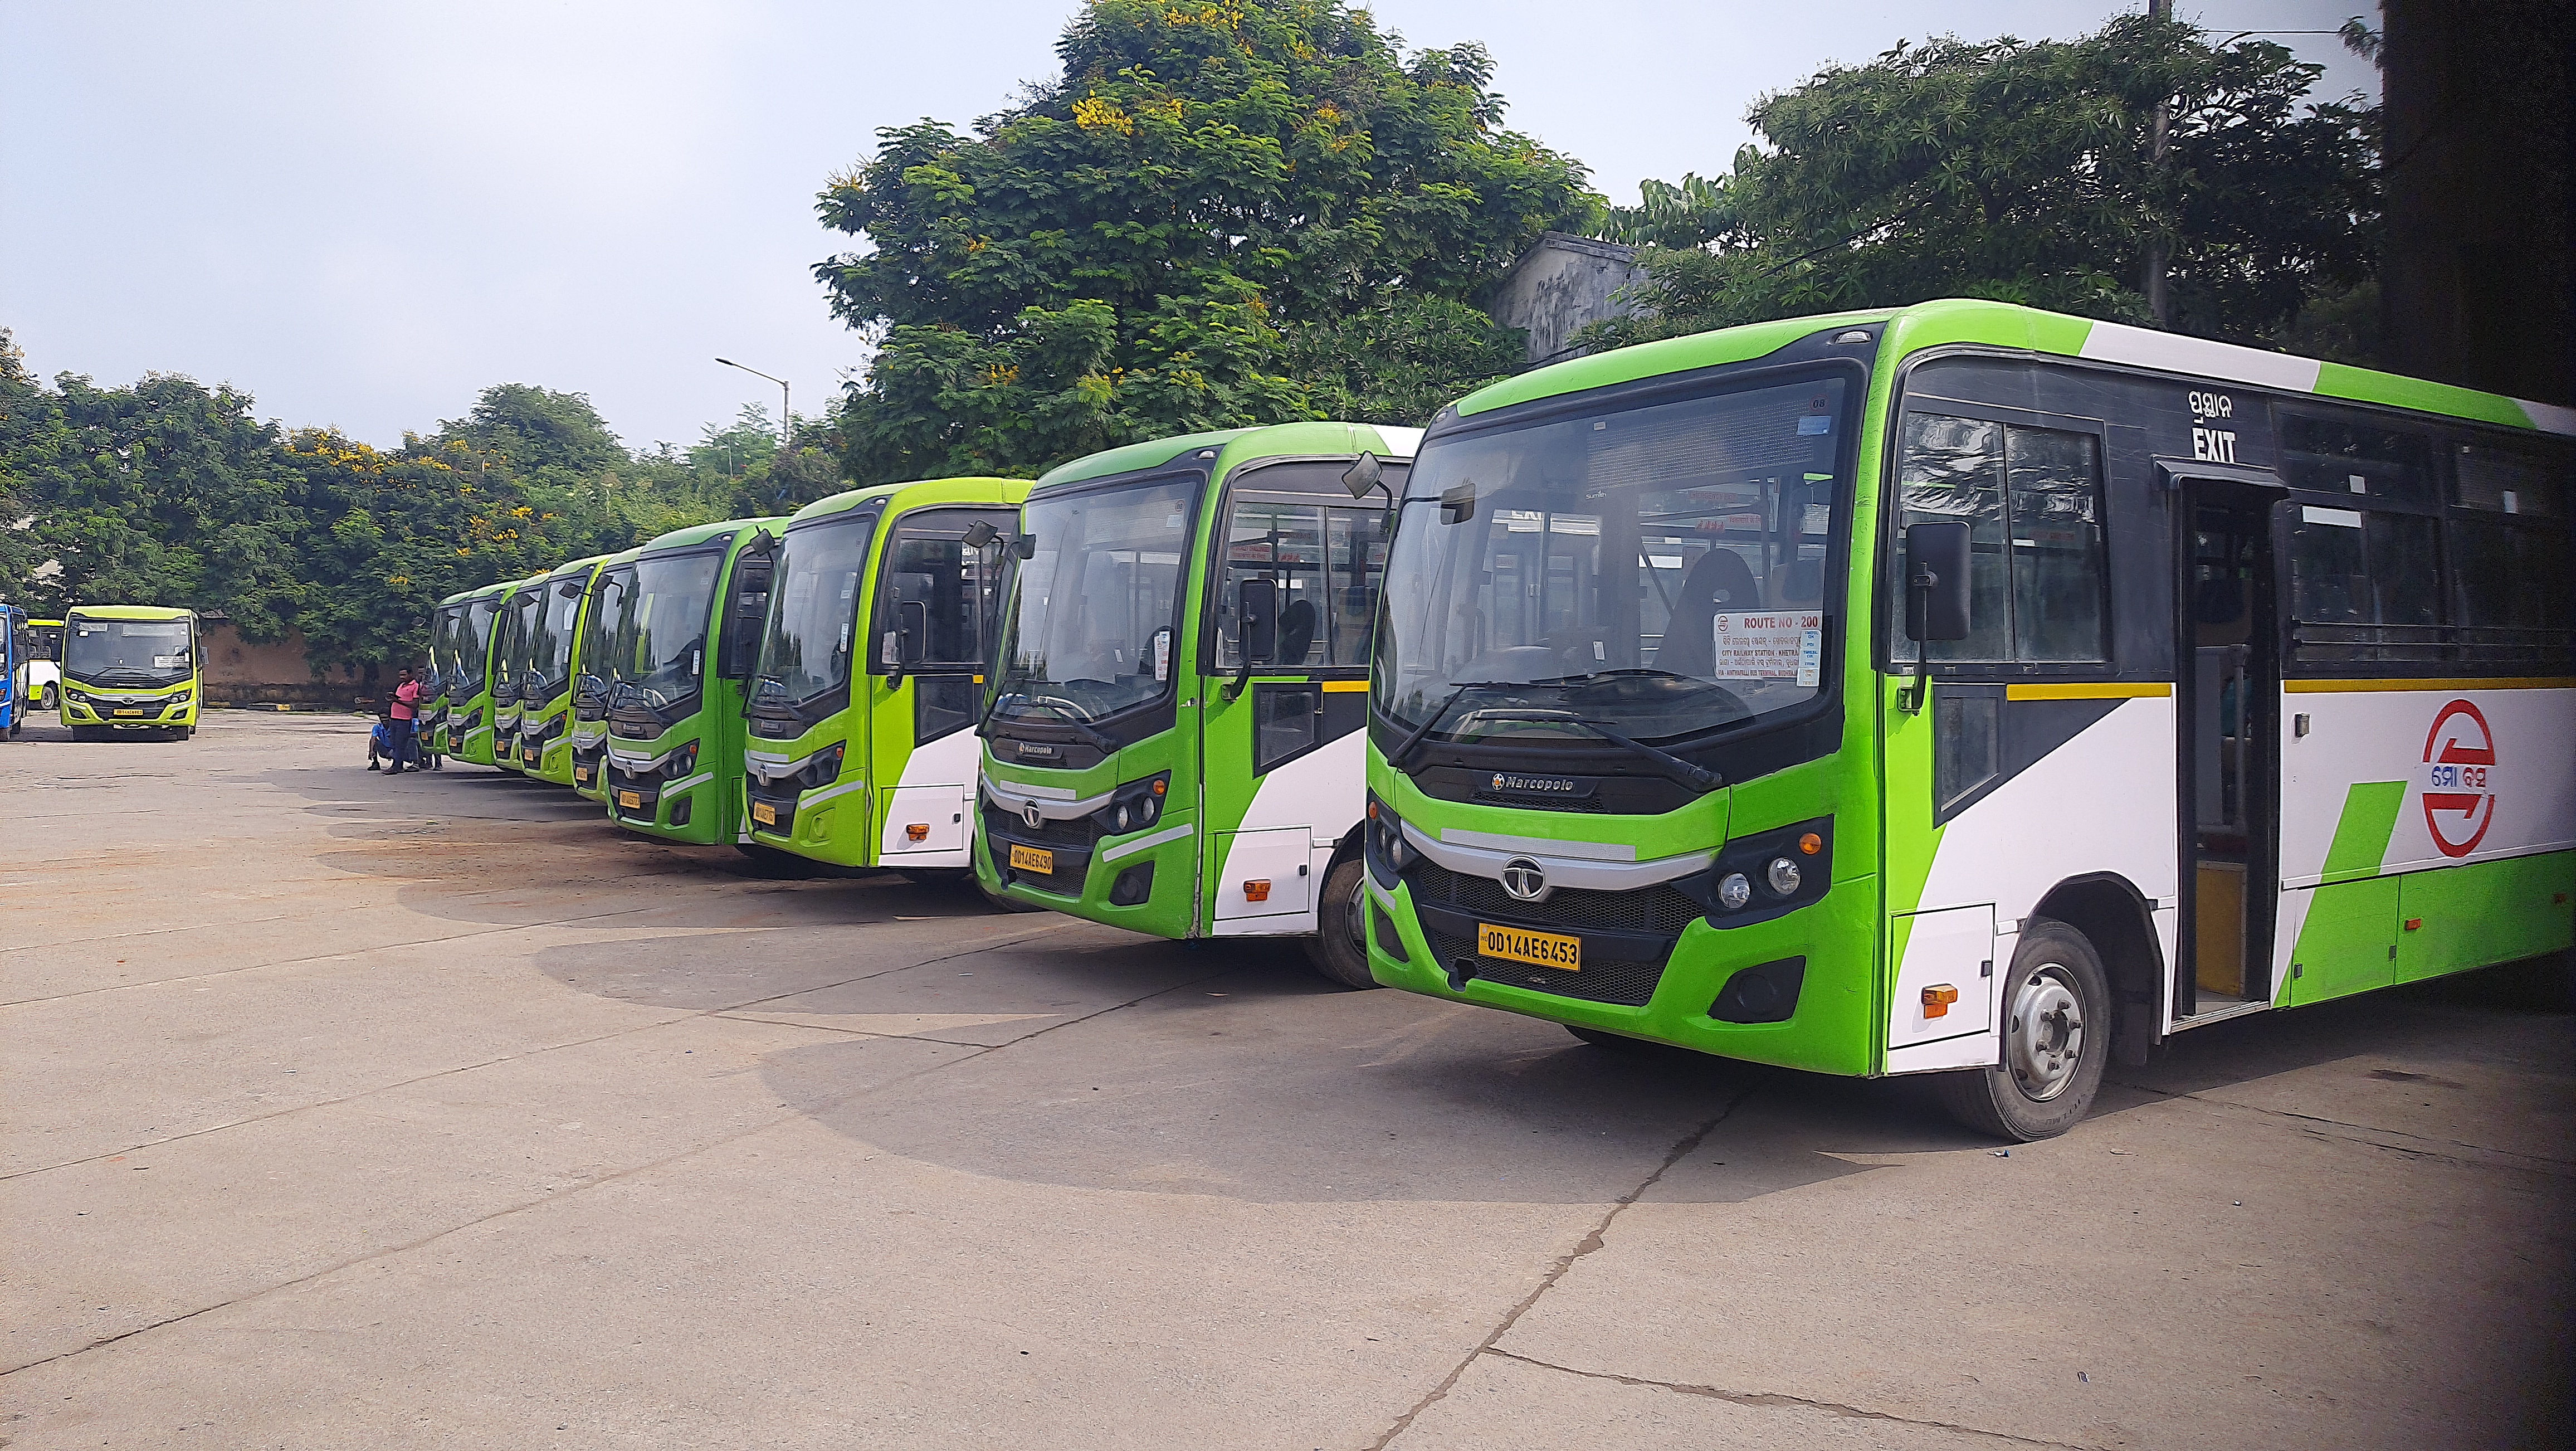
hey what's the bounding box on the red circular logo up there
[2421,699,2496,858]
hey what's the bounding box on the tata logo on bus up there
[2421,698,2497,858]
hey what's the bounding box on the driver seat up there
[1658,548,1760,677]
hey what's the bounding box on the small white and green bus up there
[60,606,201,741]
[743,479,1027,879]
[439,583,511,768]
[975,423,1420,983]
[487,576,544,775]
[598,518,784,844]
[1365,299,2573,1138]
[567,549,642,803]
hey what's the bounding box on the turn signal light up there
[1922,984,1959,1017]
[1243,879,1271,903]
[2403,917,2422,932]
[1798,832,1823,855]
[906,823,930,841]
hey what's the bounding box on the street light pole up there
[714,358,791,449]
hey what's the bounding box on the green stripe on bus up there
[2321,781,2407,882]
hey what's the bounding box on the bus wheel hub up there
[2007,968,2084,1102]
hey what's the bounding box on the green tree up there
[816,0,1596,481]
[436,383,628,477]
[1585,16,2377,352]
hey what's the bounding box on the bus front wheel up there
[1936,918,2110,1142]
[1303,857,1379,990]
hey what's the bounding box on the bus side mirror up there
[1904,521,1973,643]
[1238,577,1277,666]
[960,519,1000,550]
[1341,451,1382,500]
[1012,534,1037,561]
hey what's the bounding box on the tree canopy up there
[815,0,1598,482]
[1589,16,2379,354]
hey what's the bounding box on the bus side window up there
[1892,412,2108,666]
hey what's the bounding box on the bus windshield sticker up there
[1713,611,1825,686]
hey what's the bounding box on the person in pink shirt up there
[386,667,424,775]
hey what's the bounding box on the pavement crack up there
[1477,1350,2104,1450]
[1368,1082,1757,1451]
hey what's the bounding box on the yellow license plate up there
[114,709,144,717]
[1008,843,1054,874]
[618,790,642,810]
[750,801,777,826]
[574,768,591,783]
[1478,922,1580,971]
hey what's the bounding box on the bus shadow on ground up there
[757,950,2572,1207]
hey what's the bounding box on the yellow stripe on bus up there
[2003,682,2173,700]
[2284,677,2576,693]
[1320,680,1369,693]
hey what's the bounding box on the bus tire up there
[1936,917,2110,1142]
[1303,856,1379,990]
[39,684,56,710]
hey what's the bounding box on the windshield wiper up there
[1386,680,1519,771]
[1462,709,1724,795]
[986,692,1119,754]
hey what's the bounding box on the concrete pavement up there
[2,712,2567,1448]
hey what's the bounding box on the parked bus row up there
[422,300,2576,1140]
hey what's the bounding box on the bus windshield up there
[526,577,581,700]
[499,590,540,702]
[65,618,192,686]
[578,567,629,707]
[459,597,498,697]
[607,548,723,714]
[428,605,464,695]
[991,471,1200,727]
[754,512,877,717]
[1378,375,1851,749]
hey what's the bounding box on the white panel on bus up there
[880,784,969,856]
[1888,904,1997,1062]
[1214,827,1315,921]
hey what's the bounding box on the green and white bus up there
[567,549,642,802]
[516,554,612,783]
[599,518,785,844]
[488,576,544,775]
[975,423,1420,984]
[1364,299,2574,1139]
[743,479,1027,879]
[439,583,511,767]
[60,606,202,741]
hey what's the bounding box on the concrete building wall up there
[199,622,365,706]
[1487,232,1648,366]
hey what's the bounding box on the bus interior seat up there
[1276,597,1318,667]
[1657,548,1761,676]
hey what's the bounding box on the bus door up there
[873,506,1017,864]
[2175,477,2284,1020]
[1203,473,1389,932]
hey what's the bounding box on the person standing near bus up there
[387,667,423,774]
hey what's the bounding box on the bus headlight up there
[1766,858,1801,896]
[1094,772,1171,836]
[1716,873,1753,911]
[1366,793,1414,884]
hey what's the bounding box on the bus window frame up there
[1197,454,1406,684]
[1874,386,2121,684]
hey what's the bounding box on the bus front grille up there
[1403,860,1705,937]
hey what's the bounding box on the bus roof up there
[1451,298,2576,437]
[544,553,612,582]
[784,476,1031,528]
[1036,421,1424,492]
[67,605,195,622]
[636,516,787,555]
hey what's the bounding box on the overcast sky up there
[0,1,2375,454]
